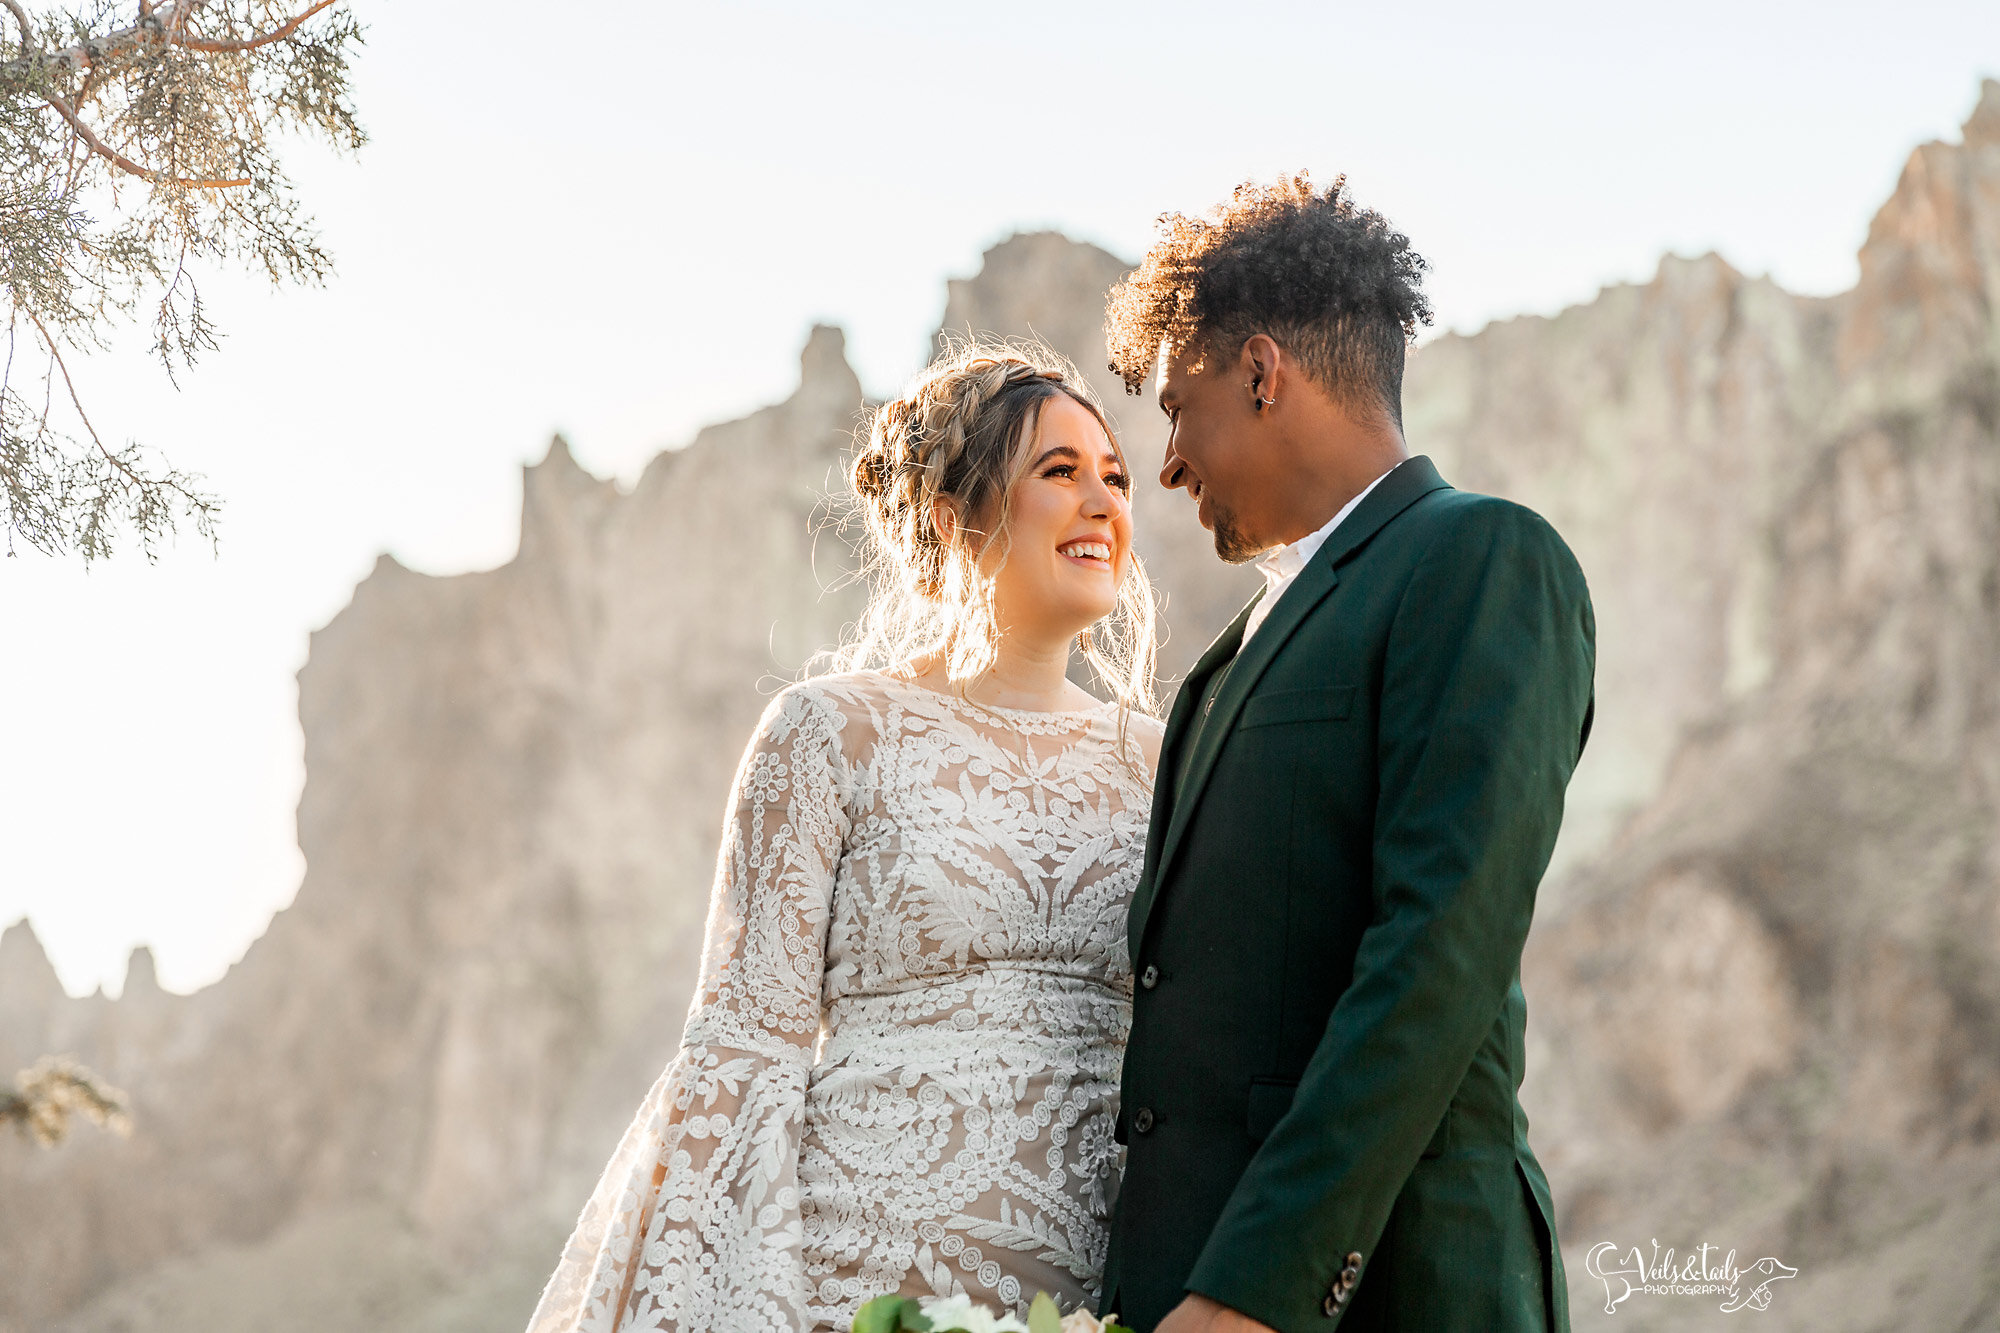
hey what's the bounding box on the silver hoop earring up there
[1259,395,1276,406]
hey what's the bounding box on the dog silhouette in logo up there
[1720,1257,1798,1312]
[1584,1243,1642,1313]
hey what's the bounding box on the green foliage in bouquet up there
[851,1290,1135,1333]
[852,1294,931,1333]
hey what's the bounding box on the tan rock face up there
[1573,868,1801,1136]
[5,83,1999,1333]
[1514,82,2000,1329]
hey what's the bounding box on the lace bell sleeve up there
[528,686,850,1333]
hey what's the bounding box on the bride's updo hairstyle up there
[836,340,1158,716]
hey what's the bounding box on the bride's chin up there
[1002,583,1118,641]
[1069,605,1120,637]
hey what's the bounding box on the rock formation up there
[4,82,1998,1333]
[1492,84,2000,1329]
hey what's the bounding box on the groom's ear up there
[1241,333,1285,413]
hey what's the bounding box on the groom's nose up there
[1160,440,1189,491]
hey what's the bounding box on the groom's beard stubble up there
[1209,500,1262,565]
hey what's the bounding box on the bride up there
[528,344,1164,1332]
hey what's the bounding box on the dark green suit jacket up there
[1099,457,1594,1333]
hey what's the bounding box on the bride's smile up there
[982,394,1134,646]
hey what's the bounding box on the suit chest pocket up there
[1246,1076,1299,1142]
[1240,686,1356,729]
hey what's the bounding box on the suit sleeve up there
[1185,502,1596,1331]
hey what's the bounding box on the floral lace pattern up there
[528,670,1161,1333]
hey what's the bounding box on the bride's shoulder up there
[755,670,897,734]
[1124,708,1168,770]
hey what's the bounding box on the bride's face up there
[975,395,1133,644]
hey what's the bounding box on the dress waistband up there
[816,965,1130,1071]
[823,961,1128,1014]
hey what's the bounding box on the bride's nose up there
[1081,485,1116,522]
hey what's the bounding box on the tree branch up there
[0,0,343,78]
[0,1,187,75]
[166,0,204,45]
[40,90,251,189]
[28,314,125,477]
[2,1058,133,1148]
[175,0,336,52]
[1,0,36,55]
[23,315,220,559]
[27,316,214,524]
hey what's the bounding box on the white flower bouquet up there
[852,1290,1134,1333]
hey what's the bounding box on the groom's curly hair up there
[1104,173,1433,428]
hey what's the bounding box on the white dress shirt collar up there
[1239,462,1399,648]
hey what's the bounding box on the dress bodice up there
[530,670,1161,1332]
[817,669,1145,1005]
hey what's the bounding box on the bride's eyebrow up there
[1032,444,1125,471]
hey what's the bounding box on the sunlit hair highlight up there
[833,339,1158,717]
[1104,172,1432,428]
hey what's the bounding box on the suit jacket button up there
[1132,1107,1155,1133]
[1140,965,1160,989]
[1340,1264,1360,1286]
[1346,1251,1364,1269]
[1322,1294,1339,1317]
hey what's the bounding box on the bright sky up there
[3,0,1996,997]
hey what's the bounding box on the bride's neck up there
[906,630,1090,712]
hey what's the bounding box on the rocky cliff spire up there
[1841,74,2000,399]
[0,919,68,1073]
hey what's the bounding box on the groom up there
[1097,176,1594,1333]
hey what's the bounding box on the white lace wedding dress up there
[527,669,1162,1333]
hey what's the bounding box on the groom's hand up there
[1154,1293,1277,1333]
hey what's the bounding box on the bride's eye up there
[1043,464,1077,480]
[1106,471,1131,492]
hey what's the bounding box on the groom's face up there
[1155,339,1282,564]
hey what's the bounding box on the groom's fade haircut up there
[1104,173,1433,429]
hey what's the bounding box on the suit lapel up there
[1126,597,1259,954]
[1141,562,1339,924]
[1131,455,1452,956]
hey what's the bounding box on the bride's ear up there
[931,494,962,547]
